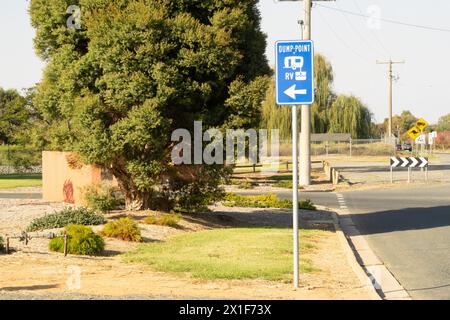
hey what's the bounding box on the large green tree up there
[379,110,418,138]
[0,88,30,144]
[30,0,270,210]
[436,113,450,132]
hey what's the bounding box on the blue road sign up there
[275,40,315,105]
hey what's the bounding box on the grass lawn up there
[0,173,42,189]
[124,228,324,280]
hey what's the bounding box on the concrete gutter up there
[318,204,412,300]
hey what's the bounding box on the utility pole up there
[377,60,405,139]
[299,0,312,187]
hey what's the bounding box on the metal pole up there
[408,167,411,183]
[390,167,393,184]
[300,0,312,187]
[292,105,299,289]
[388,62,393,138]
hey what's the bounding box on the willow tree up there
[29,0,270,210]
[327,95,373,139]
[311,54,334,134]
[260,54,334,140]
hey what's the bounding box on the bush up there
[0,236,4,251]
[143,213,181,228]
[231,180,258,189]
[83,184,121,213]
[101,217,142,242]
[27,207,106,232]
[223,193,316,210]
[49,225,105,256]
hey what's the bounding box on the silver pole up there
[292,105,299,289]
[408,167,411,183]
[390,166,393,184]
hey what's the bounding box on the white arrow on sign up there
[401,157,409,167]
[284,85,307,99]
[419,157,428,168]
[410,157,419,168]
[391,157,400,168]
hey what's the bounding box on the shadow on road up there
[350,205,450,235]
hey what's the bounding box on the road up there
[342,184,450,300]
[239,183,450,299]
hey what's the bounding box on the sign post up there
[390,156,429,183]
[275,40,314,288]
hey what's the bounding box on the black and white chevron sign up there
[390,157,429,168]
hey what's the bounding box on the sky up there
[1,0,449,124]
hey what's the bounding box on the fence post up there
[64,232,68,257]
[252,164,256,173]
[5,236,9,254]
[349,138,353,157]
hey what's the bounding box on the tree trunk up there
[123,189,151,211]
[110,160,151,211]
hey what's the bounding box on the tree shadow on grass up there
[181,209,335,231]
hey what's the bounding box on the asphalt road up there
[0,193,42,199]
[238,181,450,299]
[343,184,450,300]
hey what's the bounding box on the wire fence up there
[280,139,396,157]
[0,146,42,174]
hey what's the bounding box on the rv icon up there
[284,56,307,81]
[284,56,304,71]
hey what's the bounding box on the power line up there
[315,3,450,33]
[335,1,385,57]
[351,0,391,57]
[316,8,371,63]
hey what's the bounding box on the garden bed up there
[0,199,374,300]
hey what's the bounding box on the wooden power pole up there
[377,60,405,139]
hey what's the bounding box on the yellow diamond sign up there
[407,127,421,140]
[416,118,429,131]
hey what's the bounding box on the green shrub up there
[273,181,293,189]
[101,218,142,242]
[49,225,104,256]
[298,199,316,211]
[26,207,106,232]
[143,213,181,228]
[83,184,121,213]
[231,180,258,189]
[223,193,316,210]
